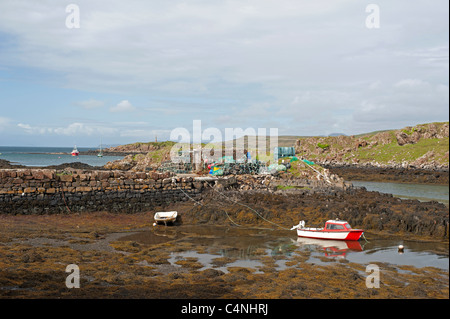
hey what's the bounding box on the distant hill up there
[328,133,347,137]
[229,135,303,148]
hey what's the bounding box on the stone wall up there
[0,168,210,215]
[0,168,348,215]
[232,174,352,191]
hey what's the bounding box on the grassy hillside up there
[296,122,449,168]
[104,122,449,170]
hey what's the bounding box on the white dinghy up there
[154,211,178,226]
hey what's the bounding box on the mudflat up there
[0,187,448,299]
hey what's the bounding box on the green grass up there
[317,143,330,150]
[276,185,298,190]
[356,137,449,164]
[276,185,311,190]
[296,122,448,166]
[56,171,72,176]
[130,141,176,148]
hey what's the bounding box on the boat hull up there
[154,211,178,225]
[297,229,363,241]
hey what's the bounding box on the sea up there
[0,146,124,167]
[351,180,449,206]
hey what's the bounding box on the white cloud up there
[394,46,449,68]
[0,0,448,140]
[17,122,118,136]
[76,99,105,109]
[0,0,422,93]
[351,79,449,130]
[18,123,49,134]
[394,79,428,88]
[17,123,32,130]
[120,129,171,139]
[109,100,136,113]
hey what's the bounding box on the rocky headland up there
[295,122,448,171]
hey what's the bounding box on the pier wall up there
[0,168,213,214]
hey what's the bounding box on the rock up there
[23,187,36,193]
[59,174,73,182]
[192,182,203,189]
[32,171,44,180]
[355,140,368,148]
[46,188,57,194]
[90,231,100,239]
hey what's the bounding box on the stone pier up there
[0,168,221,214]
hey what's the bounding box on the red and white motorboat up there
[291,220,364,241]
[71,145,79,156]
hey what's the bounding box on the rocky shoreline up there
[80,150,141,157]
[2,157,448,185]
[169,186,449,241]
[322,163,449,185]
[0,158,108,170]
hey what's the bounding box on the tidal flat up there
[0,210,448,299]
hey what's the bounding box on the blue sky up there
[0,0,448,147]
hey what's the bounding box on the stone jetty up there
[0,168,220,214]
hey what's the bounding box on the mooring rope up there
[301,160,332,184]
[171,178,241,226]
[206,182,291,231]
[171,178,203,205]
[362,232,370,243]
[59,181,73,214]
[223,209,242,227]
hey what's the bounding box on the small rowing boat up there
[154,211,178,226]
[291,219,364,241]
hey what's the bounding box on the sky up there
[0,0,448,147]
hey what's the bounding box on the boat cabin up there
[324,220,353,231]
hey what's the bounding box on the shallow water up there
[351,180,449,205]
[0,146,123,167]
[299,236,449,270]
[123,225,449,272]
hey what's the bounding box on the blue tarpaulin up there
[274,147,295,161]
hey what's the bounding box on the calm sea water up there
[126,226,449,271]
[351,180,449,206]
[0,146,124,167]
